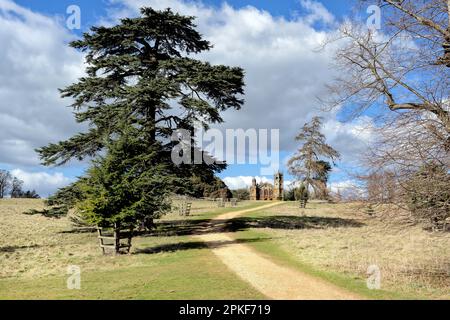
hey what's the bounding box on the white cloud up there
[0,0,85,167]
[299,0,335,25]
[328,179,366,200]
[0,0,376,194]
[223,176,271,190]
[10,169,74,197]
[329,179,357,193]
[108,0,373,161]
[321,115,375,163]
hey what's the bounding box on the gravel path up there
[195,202,362,300]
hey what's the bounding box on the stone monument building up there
[250,172,284,201]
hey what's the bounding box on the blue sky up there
[0,0,371,196]
[14,0,353,20]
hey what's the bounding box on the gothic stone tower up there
[249,177,259,200]
[273,172,284,200]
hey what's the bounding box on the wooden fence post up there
[97,222,134,255]
[114,222,120,255]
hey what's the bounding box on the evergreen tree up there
[77,131,172,228]
[295,183,309,202]
[38,8,244,168]
[288,117,340,203]
[312,160,332,200]
[404,163,449,231]
[37,7,245,253]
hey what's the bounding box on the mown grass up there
[227,201,450,300]
[2,199,448,300]
[0,199,265,300]
[0,236,265,300]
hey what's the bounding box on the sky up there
[0,0,373,197]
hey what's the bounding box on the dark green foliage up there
[37,7,244,167]
[36,7,245,229]
[296,183,309,202]
[77,133,173,227]
[284,188,296,201]
[284,184,310,203]
[41,179,87,217]
[297,183,309,208]
[177,164,229,199]
[46,180,86,209]
[16,190,40,199]
[312,160,332,200]
[24,208,65,218]
[404,163,449,231]
[312,160,332,183]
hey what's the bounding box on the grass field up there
[0,199,264,299]
[1,199,448,300]
[226,202,450,300]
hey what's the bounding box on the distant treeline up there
[0,170,40,199]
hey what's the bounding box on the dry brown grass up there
[0,199,95,279]
[0,199,165,279]
[253,202,450,299]
[2,199,448,299]
[167,199,252,219]
[0,198,253,280]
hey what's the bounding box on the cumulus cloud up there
[10,169,74,197]
[0,0,85,167]
[0,0,375,194]
[328,179,366,200]
[299,0,335,25]
[321,115,375,163]
[108,0,373,166]
[223,176,270,190]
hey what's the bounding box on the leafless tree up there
[0,170,12,198]
[10,177,24,198]
[362,118,449,229]
[324,0,449,142]
[365,170,397,203]
[322,0,450,229]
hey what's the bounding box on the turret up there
[273,172,284,200]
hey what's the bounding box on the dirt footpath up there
[195,202,362,300]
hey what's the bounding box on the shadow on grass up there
[139,219,220,237]
[227,215,365,232]
[144,214,364,238]
[0,244,40,253]
[23,208,66,219]
[134,237,270,255]
[58,227,97,234]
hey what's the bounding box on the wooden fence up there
[97,223,134,255]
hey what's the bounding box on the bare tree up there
[360,118,450,229]
[0,170,12,198]
[365,170,397,203]
[322,0,450,229]
[10,177,24,198]
[324,0,450,143]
